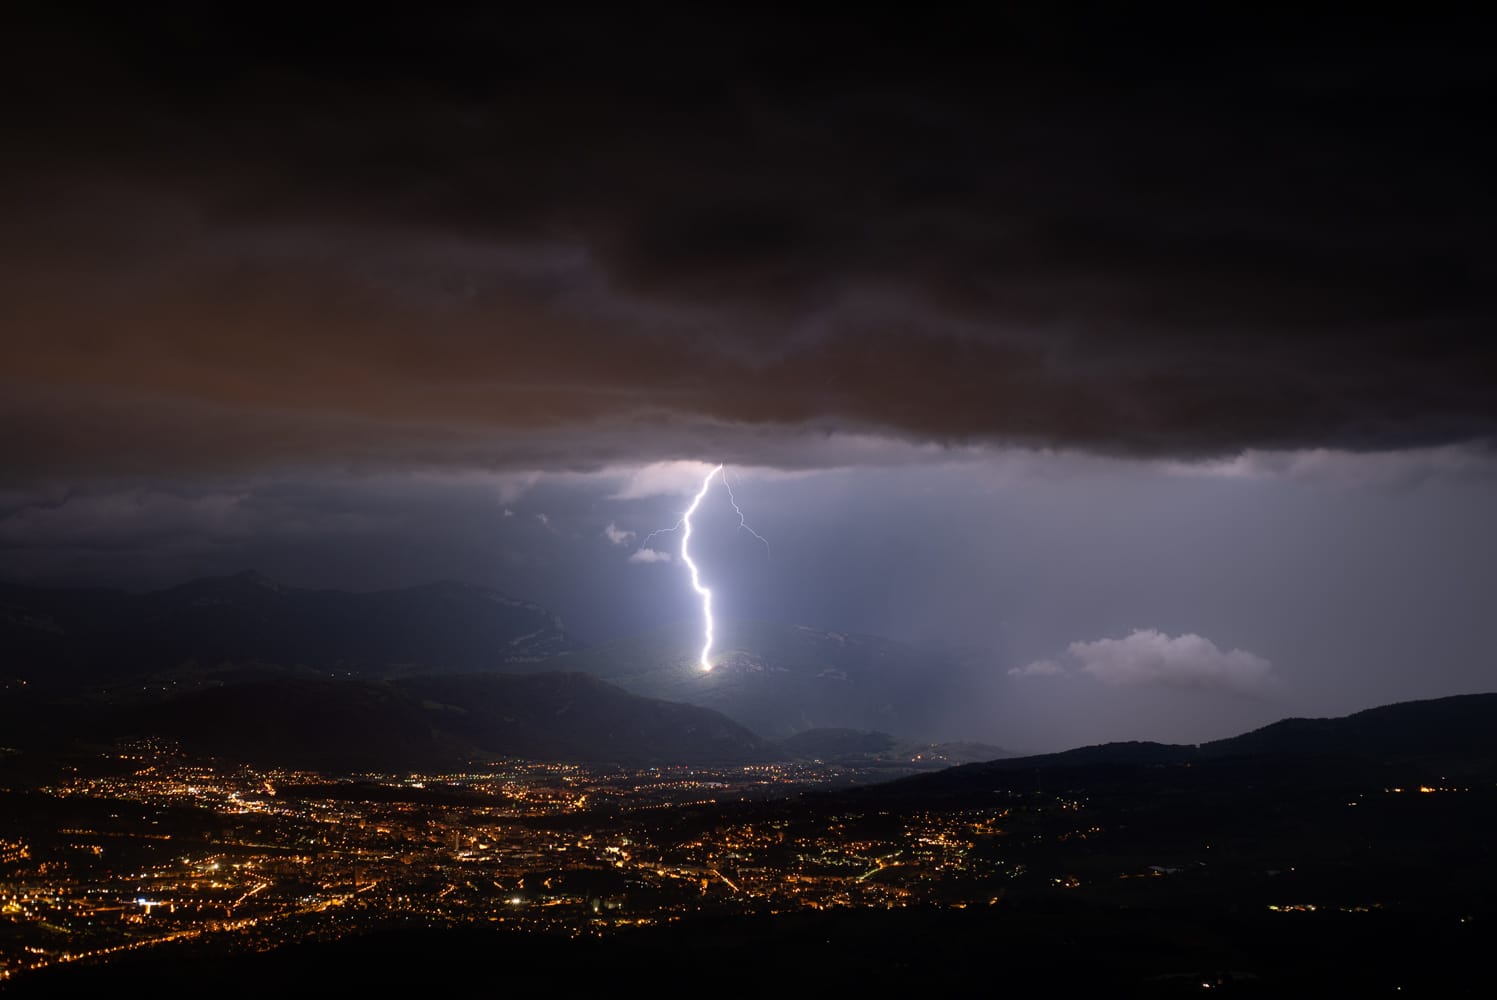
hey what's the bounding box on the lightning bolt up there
[681,466,718,671]
[641,464,768,671]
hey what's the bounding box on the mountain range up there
[1,573,991,748]
[532,618,977,739]
[6,573,1495,780]
[0,570,572,689]
[0,573,1010,770]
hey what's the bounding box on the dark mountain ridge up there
[1202,692,1497,760]
[0,571,572,687]
[868,692,1497,802]
[2,575,994,747]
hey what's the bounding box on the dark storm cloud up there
[3,7,1494,482]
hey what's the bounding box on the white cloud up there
[1008,659,1067,678]
[1065,629,1278,696]
[627,547,673,564]
[535,512,549,527]
[603,521,635,546]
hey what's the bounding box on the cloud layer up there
[2,10,1494,482]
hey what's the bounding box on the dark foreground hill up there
[11,905,1489,997]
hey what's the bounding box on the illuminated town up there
[3,734,1489,990]
[0,740,1011,983]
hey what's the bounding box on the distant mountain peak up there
[231,569,283,591]
[168,569,288,597]
[530,617,971,740]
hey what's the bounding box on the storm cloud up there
[2,9,1494,483]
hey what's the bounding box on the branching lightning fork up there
[721,468,771,557]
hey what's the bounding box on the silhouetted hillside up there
[866,693,1497,804]
[1202,692,1497,761]
[19,672,774,770]
[396,672,776,765]
[121,680,457,771]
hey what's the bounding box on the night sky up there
[3,7,1494,751]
